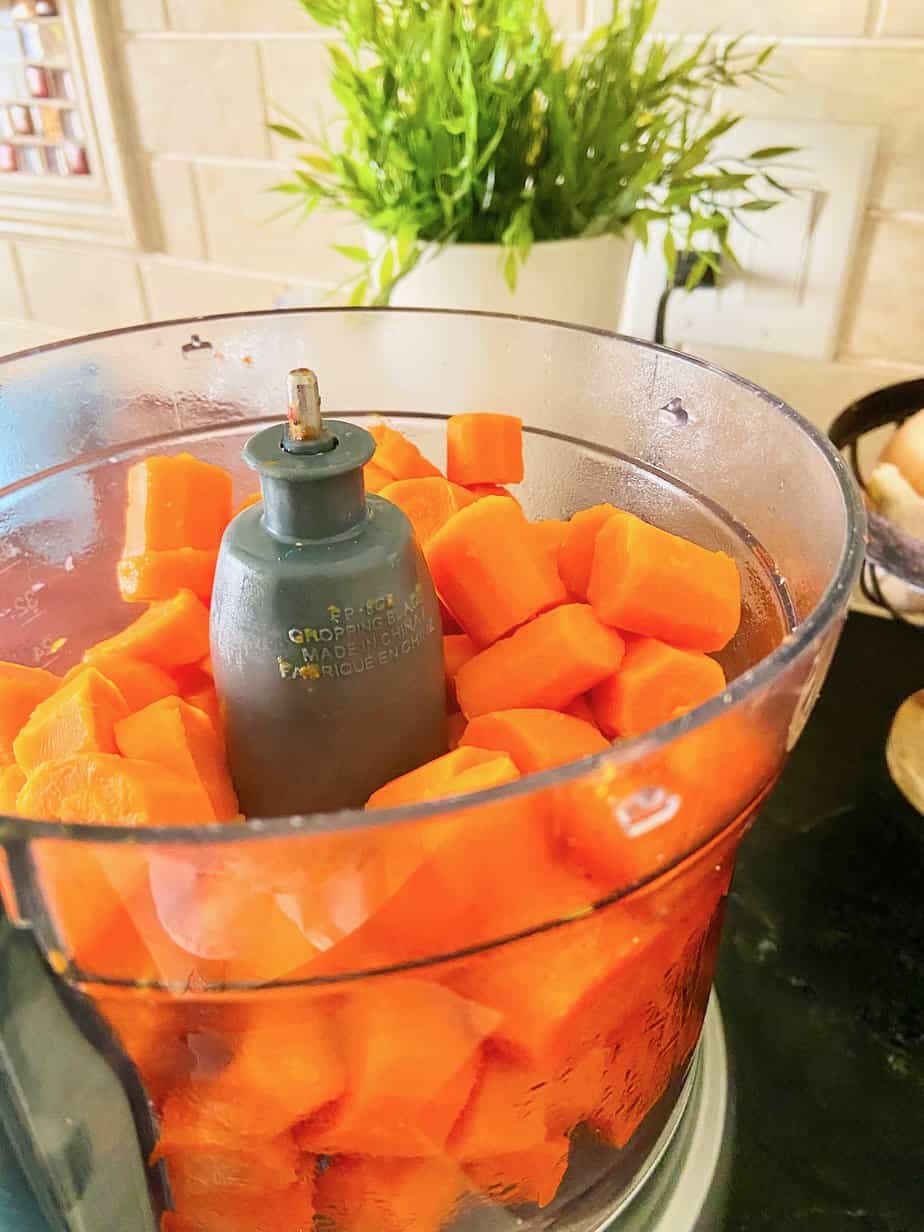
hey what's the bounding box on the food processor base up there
[601,993,731,1232]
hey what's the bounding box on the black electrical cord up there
[652,251,718,347]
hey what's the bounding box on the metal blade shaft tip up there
[286,368,322,442]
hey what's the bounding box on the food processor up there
[0,309,863,1232]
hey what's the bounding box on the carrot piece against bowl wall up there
[13,667,129,773]
[85,589,211,672]
[300,979,496,1157]
[558,504,618,599]
[591,637,726,739]
[464,1138,570,1209]
[315,1154,467,1232]
[366,746,519,810]
[115,696,238,821]
[446,413,524,486]
[369,423,442,480]
[427,497,566,647]
[587,511,742,652]
[158,998,346,1145]
[379,477,476,547]
[455,604,625,719]
[17,753,215,825]
[123,453,232,557]
[118,548,218,605]
[0,662,58,767]
[461,709,609,774]
[64,655,177,714]
[161,1183,315,1232]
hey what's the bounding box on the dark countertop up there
[718,612,924,1231]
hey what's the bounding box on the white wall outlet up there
[619,120,878,360]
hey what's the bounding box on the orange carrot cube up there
[591,637,726,738]
[85,589,210,671]
[0,662,58,767]
[118,548,217,605]
[446,413,524,486]
[427,497,566,647]
[455,604,625,719]
[587,511,741,652]
[123,453,232,557]
[115,696,238,821]
[13,667,128,772]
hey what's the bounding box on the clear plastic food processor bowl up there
[0,310,862,1232]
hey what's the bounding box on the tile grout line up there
[186,161,212,262]
[867,0,890,37]
[123,28,924,50]
[252,39,275,162]
[7,241,34,321]
[868,207,924,225]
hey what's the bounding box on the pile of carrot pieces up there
[0,412,755,1232]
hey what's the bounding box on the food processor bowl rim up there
[0,307,866,846]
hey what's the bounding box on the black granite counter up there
[717,613,924,1230]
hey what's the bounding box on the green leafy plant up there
[271,0,794,304]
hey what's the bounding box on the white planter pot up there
[382,234,634,331]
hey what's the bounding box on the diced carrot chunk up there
[466,484,520,504]
[591,638,726,739]
[315,1156,467,1232]
[445,909,638,1066]
[14,667,128,772]
[185,686,225,749]
[558,504,617,599]
[297,980,496,1157]
[464,1137,570,1208]
[369,423,442,480]
[447,712,467,749]
[0,662,58,767]
[456,605,625,719]
[443,634,478,679]
[529,519,568,572]
[0,765,25,813]
[587,511,741,652]
[162,1184,315,1232]
[157,998,345,1145]
[443,633,478,710]
[65,655,177,713]
[460,709,608,774]
[85,589,210,671]
[165,1139,303,1204]
[449,1054,551,1158]
[380,478,476,548]
[363,461,394,494]
[18,753,215,825]
[123,453,232,557]
[115,696,238,821]
[447,414,524,486]
[310,800,595,980]
[428,498,566,647]
[118,549,217,604]
[367,746,519,810]
[563,693,599,729]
